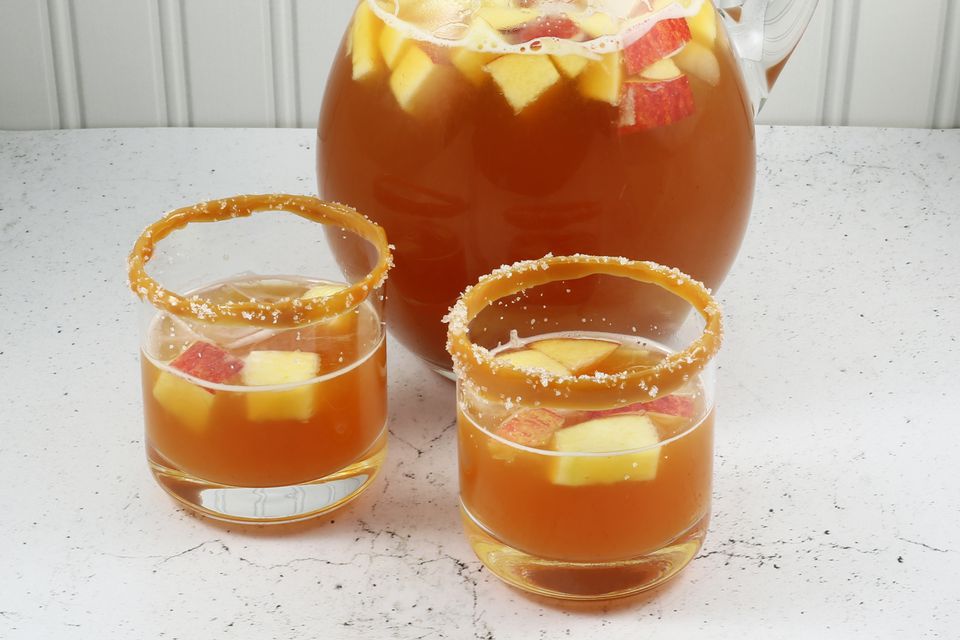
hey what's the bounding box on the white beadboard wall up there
[1,0,958,130]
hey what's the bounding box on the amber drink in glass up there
[447,255,722,599]
[128,195,392,524]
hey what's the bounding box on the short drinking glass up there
[128,195,392,524]
[446,255,722,599]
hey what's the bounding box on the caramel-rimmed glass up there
[128,194,392,525]
[447,254,722,600]
[129,194,392,328]
[446,255,722,409]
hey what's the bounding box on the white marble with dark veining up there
[0,126,957,639]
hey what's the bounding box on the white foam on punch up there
[366,0,706,57]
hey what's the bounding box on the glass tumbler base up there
[148,440,386,525]
[461,504,708,600]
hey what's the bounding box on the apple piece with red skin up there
[170,341,244,388]
[513,15,581,42]
[618,76,695,133]
[528,337,619,375]
[495,407,565,448]
[624,18,691,75]
[588,394,696,419]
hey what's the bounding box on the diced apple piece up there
[593,345,661,374]
[406,0,473,29]
[485,54,560,113]
[152,372,215,431]
[476,6,537,30]
[641,394,696,417]
[640,57,682,81]
[551,54,589,78]
[242,350,320,385]
[618,76,695,133]
[578,52,623,105]
[379,23,410,70]
[452,48,497,85]
[529,338,619,375]
[551,414,661,486]
[302,283,346,300]
[624,18,691,75]
[389,45,443,113]
[302,282,355,335]
[674,40,720,85]
[645,411,689,431]
[514,16,581,41]
[242,350,320,422]
[351,2,383,80]
[496,408,565,447]
[571,11,618,38]
[170,341,243,384]
[687,0,717,44]
[588,394,696,419]
[454,17,503,84]
[495,349,570,376]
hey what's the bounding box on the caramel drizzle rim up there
[127,194,393,328]
[445,255,723,410]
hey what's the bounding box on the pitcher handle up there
[718,0,819,113]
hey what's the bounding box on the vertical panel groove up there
[289,0,303,127]
[158,0,190,126]
[146,0,168,126]
[37,0,61,129]
[46,0,83,128]
[810,1,832,127]
[932,0,960,128]
[270,0,299,128]
[820,0,859,126]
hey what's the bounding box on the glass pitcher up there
[317,0,818,374]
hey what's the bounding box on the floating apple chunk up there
[495,349,570,376]
[496,408,565,447]
[686,0,718,44]
[152,372,216,432]
[591,344,662,375]
[389,45,446,114]
[640,57,682,81]
[302,282,357,334]
[570,11,618,38]
[379,23,410,70]
[514,16,581,42]
[675,40,720,86]
[528,338,618,375]
[242,350,320,422]
[641,394,696,417]
[486,54,561,113]
[551,415,661,486]
[475,6,537,30]
[302,282,346,300]
[351,1,383,80]
[618,75,695,133]
[578,51,623,105]
[588,394,696,419]
[624,18,691,75]
[452,47,497,86]
[551,54,589,78]
[451,18,501,85]
[170,341,244,384]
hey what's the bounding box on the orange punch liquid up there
[141,277,387,490]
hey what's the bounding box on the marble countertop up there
[1,126,957,639]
